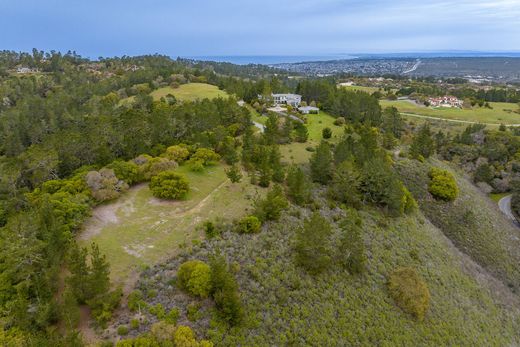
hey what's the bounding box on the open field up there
[251,111,343,164]
[150,83,229,102]
[79,164,261,288]
[120,83,229,106]
[380,100,520,125]
[339,85,381,94]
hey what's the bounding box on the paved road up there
[252,121,265,132]
[498,195,520,227]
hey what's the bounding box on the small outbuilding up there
[298,106,320,114]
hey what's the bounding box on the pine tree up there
[225,164,243,183]
[67,243,90,303]
[410,124,434,159]
[286,166,311,205]
[294,122,309,143]
[269,145,285,183]
[295,212,332,275]
[88,243,110,299]
[338,211,366,274]
[328,160,361,208]
[264,114,279,145]
[310,140,333,184]
[382,106,404,138]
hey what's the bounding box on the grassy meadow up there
[150,83,229,102]
[80,164,261,287]
[380,100,520,125]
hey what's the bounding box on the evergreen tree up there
[269,145,285,183]
[294,122,309,143]
[310,140,333,184]
[209,255,244,326]
[328,160,361,208]
[67,243,90,304]
[253,185,288,222]
[264,114,279,145]
[410,124,434,159]
[295,212,332,275]
[286,166,311,205]
[88,243,110,299]
[225,164,243,183]
[338,211,366,274]
[382,106,405,138]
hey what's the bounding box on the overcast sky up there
[1,0,519,58]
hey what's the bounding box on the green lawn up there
[380,100,520,125]
[79,164,260,287]
[339,85,381,94]
[150,83,229,102]
[281,111,343,164]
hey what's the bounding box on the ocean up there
[184,55,357,65]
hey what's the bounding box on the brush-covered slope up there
[396,158,520,292]
[114,201,520,346]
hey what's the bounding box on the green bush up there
[130,318,139,330]
[253,185,288,222]
[117,325,129,336]
[322,127,332,139]
[177,260,212,298]
[163,145,190,163]
[428,168,458,201]
[237,216,261,234]
[388,267,430,321]
[127,290,146,312]
[191,148,221,165]
[106,160,142,185]
[149,171,190,200]
[333,117,346,126]
[165,308,180,325]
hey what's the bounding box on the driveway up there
[498,195,520,227]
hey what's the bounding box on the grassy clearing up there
[80,164,260,287]
[281,111,343,164]
[339,85,381,94]
[380,100,520,125]
[150,83,229,102]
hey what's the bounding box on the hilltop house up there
[428,96,463,108]
[272,93,302,107]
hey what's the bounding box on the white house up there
[272,93,302,107]
[428,96,463,108]
[298,106,320,114]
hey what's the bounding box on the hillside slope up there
[396,158,520,293]
[112,200,520,346]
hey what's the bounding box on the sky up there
[1,0,520,58]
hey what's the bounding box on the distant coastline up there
[184,52,520,65]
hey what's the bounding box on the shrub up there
[149,171,189,200]
[165,308,180,325]
[86,168,129,202]
[237,216,261,234]
[106,160,141,185]
[333,117,346,126]
[253,185,288,222]
[322,127,332,139]
[387,267,430,321]
[127,290,146,312]
[117,325,129,336]
[173,326,198,347]
[177,260,212,298]
[149,303,166,320]
[163,145,190,163]
[130,318,139,330]
[428,168,458,201]
[135,156,178,181]
[191,148,221,166]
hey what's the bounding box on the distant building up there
[428,96,463,108]
[237,100,245,107]
[272,93,302,107]
[16,67,38,74]
[298,106,320,114]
